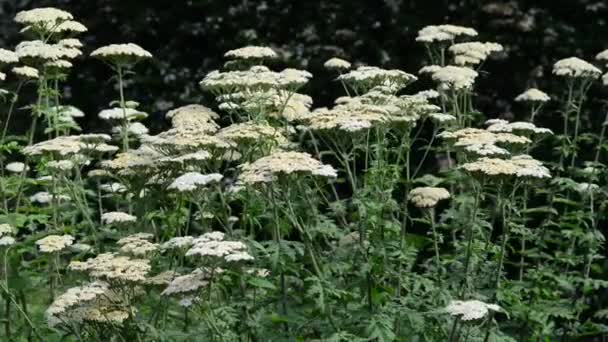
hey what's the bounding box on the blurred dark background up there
[1,0,608,134]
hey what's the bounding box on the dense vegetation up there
[0,3,607,342]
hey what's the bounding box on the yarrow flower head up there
[36,234,74,253]
[0,49,19,65]
[101,211,137,225]
[409,187,450,208]
[515,88,550,103]
[324,57,351,70]
[45,281,109,328]
[167,172,223,192]
[444,300,502,321]
[69,252,151,282]
[91,43,152,66]
[186,232,253,263]
[553,57,601,79]
[416,24,478,44]
[449,41,503,66]
[14,7,73,28]
[238,151,337,184]
[12,65,39,79]
[5,162,28,173]
[224,46,278,61]
[430,65,478,90]
[337,66,417,93]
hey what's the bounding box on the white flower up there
[0,49,19,64]
[167,172,223,192]
[101,212,137,225]
[14,7,73,25]
[449,42,503,66]
[416,25,478,43]
[224,46,278,60]
[575,182,599,194]
[99,182,127,193]
[431,66,478,90]
[47,160,75,172]
[553,57,601,78]
[238,151,337,184]
[98,108,148,121]
[324,57,351,70]
[409,187,450,208]
[0,224,15,237]
[36,235,74,253]
[12,66,39,79]
[5,162,28,173]
[16,40,81,61]
[429,113,456,123]
[0,237,16,246]
[515,88,550,103]
[161,236,195,251]
[444,300,502,321]
[90,43,152,63]
[29,191,70,204]
[58,38,83,48]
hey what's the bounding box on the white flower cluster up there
[98,107,148,121]
[416,25,478,43]
[324,57,351,70]
[0,48,19,64]
[114,233,157,256]
[45,281,109,327]
[23,134,115,156]
[14,7,73,26]
[90,43,153,64]
[200,66,312,93]
[440,127,530,157]
[12,65,39,79]
[162,268,213,296]
[101,211,137,225]
[409,187,451,208]
[69,252,151,282]
[486,121,553,135]
[553,57,601,78]
[224,46,278,60]
[185,232,253,262]
[216,121,289,145]
[0,224,16,246]
[36,234,75,253]
[337,66,417,93]
[167,172,223,192]
[5,162,28,173]
[161,236,195,251]
[449,41,503,66]
[430,65,478,90]
[238,151,337,184]
[15,40,81,61]
[461,155,551,179]
[514,88,550,103]
[444,299,502,321]
[29,191,70,204]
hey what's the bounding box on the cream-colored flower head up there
[431,65,478,90]
[429,113,456,124]
[12,66,39,79]
[461,156,550,179]
[186,232,253,262]
[224,46,278,60]
[45,281,109,327]
[162,268,210,296]
[69,252,151,282]
[201,66,312,93]
[515,88,550,103]
[449,42,503,66]
[5,162,28,173]
[409,187,450,208]
[36,234,74,253]
[324,57,351,70]
[0,224,15,237]
[167,172,223,192]
[486,121,553,135]
[15,40,79,61]
[416,25,478,43]
[29,191,70,204]
[98,107,148,121]
[0,49,19,65]
[101,211,137,225]
[91,43,152,65]
[444,300,502,321]
[14,7,73,26]
[161,236,195,251]
[238,151,337,184]
[553,57,601,78]
[337,66,417,93]
[58,38,83,48]
[23,134,114,157]
[216,121,288,146]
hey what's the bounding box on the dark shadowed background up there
[1,0,608,135]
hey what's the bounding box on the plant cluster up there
[0,7,606,341]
